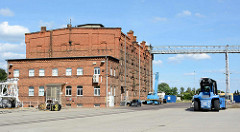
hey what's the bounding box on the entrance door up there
[46,85,61,104]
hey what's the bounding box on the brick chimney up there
[41,26,46,32]
[127,30,134,39]
[67,24,72,29]
[141,41,146,47]
[127,30,137,42]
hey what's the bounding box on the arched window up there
[77,86,83,96]
[94,86,100,96]
[66,86,72,96]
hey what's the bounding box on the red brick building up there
[7,24,153,108]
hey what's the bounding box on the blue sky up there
[0,0,240,93]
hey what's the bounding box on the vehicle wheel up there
[194,101,199,111]
[214,100,220,111]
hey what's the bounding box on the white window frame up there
[29,69,34,77]
[94,86,100,96]
[13,69,19,77]
[29,86,34,96]
[66,68,72,76]
[94,67,100,75]
[52,68,58,76]
[110,68,112,76]
[65,86,72,96]
[39,69,45,76]
[39,86,44,96]
[77,86,83,96]
[114,87,116,96]
[77,68,83,76]
[110,86,112,96]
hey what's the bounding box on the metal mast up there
[225,45,230,99]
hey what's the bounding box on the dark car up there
[130,99,142,107]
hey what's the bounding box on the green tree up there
[171,87,178,95]
[180,87,185,94]
[217,90,225,93]
[158,83,171,95]
[186,87,191,93]
[182,93,193,100]
[0,68,7,82]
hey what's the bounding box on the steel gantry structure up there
[150,45,240,98]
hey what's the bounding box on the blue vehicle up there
[193,78,226,111]
[146,72,160,105]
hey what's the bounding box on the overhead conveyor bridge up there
[150,45,240,99]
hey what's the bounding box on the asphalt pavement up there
[0,103,239,132]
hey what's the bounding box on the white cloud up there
[153,60,163,65]
[0,8,14,17]
[168,54,211,62]
[0,42,26,70]
[177,10,192,17]
[184,72,196,76]
[0,22,29,42]
[195,13,205,18]
[0,42,25,53]
[2,52,25,59]
[152,17,167,22]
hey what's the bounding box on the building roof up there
[6,55,119,62]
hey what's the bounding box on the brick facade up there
[7,24,153,108]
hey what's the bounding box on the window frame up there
[29,86,34,96]
[52,68,58,76]
[38,86,44,96]
[94,86,100,96]
[77,68,83,76]
[65,86,72,96]
[77,86,83,96]
[13,69,19,77]
[39,69,45,76]
[66,68,72,76]
[94,67,100,75]
[110,68,112,76]
[29,69,35,77]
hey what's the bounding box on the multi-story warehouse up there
[7,24,153,108]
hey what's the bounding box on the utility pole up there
[225,45,230,100]
[124,36,127,106]
[139,44,141,100]
[105,56,108,107]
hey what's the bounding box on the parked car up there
[130,99,142,107]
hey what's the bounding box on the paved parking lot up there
[0,103,240,132]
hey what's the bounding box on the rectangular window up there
[39,86,44,96]
[94,86,100,96]
[77,68,83,75]
[52,68,58,76]
[29,69,34,77]
[114,87,116,96]
[66,86,72,96]
[13,69,19,77]
[94,67,100,75]
[29,86,34,96]
[110,86,112,96]
[110,68,112,76]
[66,68,72,76]
[114,69,116,76]
[39,69,45,76]
[77,86,83,96]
